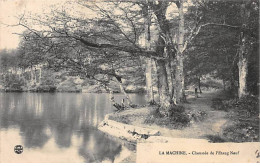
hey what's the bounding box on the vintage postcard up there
[0,0,259,163]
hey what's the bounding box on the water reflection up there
[0,92,145,162]
[78,127,122,162]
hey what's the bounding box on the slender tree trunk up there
[223,79,226,91]
[238,1,251,98]
[30,67,34,85]
[198,77,202,93]
[238,55,248,98]
[3,73,6,89]
[99,81,124,111]
[17,68,21,80]
[39,68,42,84]
[34,68,37,84]
[155,59,171,116]
[170,60,176,101]
[175,0,186,104]
[114,78,133,106]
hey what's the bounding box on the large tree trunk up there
[142,6,154,104]
[166,61,174,100]
[151,1,175,110]
[175,53,185,103]
[238,1,251,98]
[175,0,186,104]
[145,58,154,103]
[155,59,171,116]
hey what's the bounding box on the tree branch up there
[182,23,241,53]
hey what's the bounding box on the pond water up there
[0,92,146,162]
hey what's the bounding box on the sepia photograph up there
[0,0,259,163]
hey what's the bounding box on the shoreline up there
[97,107,210,163]
[97,90,259,162]
[98,107,210,143]
[0,89,146,94]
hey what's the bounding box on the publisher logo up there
[14,145,23,154]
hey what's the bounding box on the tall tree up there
[237,0,255,98]
[175,0,186,103]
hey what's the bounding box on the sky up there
[0,0,187,51]
[0,0,69,50]
[0,0,112,50]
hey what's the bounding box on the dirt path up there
[132,90,230,139]
[175,90,229,139]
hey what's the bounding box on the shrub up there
[187,110,207,122]
[204,134,227,143]
[36,85,56,92]
[144,105,190,129]
[4,74,25,91]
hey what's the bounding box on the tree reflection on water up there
[0,93,145,162]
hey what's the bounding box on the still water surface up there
[0,93,146,162]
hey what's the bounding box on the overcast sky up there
[0,0,70,50]
[0,0,187,51]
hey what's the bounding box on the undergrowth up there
[144,105,191,129]
[211,94,259,142]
